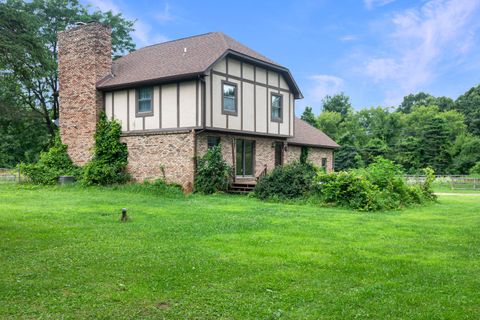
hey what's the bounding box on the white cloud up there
[133,20,169,47]
[340,35,358,41]
[308,75,344,102]
[364,0,395,10]
[88,0,120,13]
[363,0,480,104]
[87,0,171,48]
[155,3,175,24]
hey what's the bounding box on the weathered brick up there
[121,131,195,192]
[286,145,334,172]
[58,22,111,165]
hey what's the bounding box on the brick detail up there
[58,22,112,165]
[196,133,286,178]
[286,145,334,172]
[121,131,195,192]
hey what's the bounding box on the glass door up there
[236,139,255,177]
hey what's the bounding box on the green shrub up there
[315,157,436,211]
[470,161,480,175]
[420,167,437,201]
[315,171,381,211]
[20,134,80,184]
[195,145,231,194]
[81,113,129,186]
[254,162,317,200]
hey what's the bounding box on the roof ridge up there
[115,32,218,61]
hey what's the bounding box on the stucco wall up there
[105,80,202,133]
[208,57,294,136]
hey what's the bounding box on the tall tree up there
[0,0,135,137]
[317,111,342,141]
[455,84,480,136]
[300,106,317,127]
[321,93,352,119]
[0,74,50,167]
[398,92,455,113]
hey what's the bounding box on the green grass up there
[1,184,479,319]
[433,184,480,193]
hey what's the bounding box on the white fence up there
[405,175,479,190]
[0,168,22,183]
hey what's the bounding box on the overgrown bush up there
[254,162,317,200]
[81,113,129,185]
[420,167,437,201]
[20,134,80,184]
[315,157,436,211]
[315,171,381,211]
[470,161,480,175]
[195,145,231,194]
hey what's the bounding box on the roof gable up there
[96,32,302,98]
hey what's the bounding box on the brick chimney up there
[58,22,112,165]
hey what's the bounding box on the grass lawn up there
[1,184,479,319]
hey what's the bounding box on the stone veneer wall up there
[120,130,196,192]
[58,22,112,165]
[286,145,334,172]
[196,132,287,176]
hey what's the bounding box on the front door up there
[236,139,255,177]
[274,142,283,167]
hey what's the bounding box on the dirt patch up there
[155,302,171,310]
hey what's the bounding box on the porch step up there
[228,182,256,194]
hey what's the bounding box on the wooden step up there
[228,183,256,194]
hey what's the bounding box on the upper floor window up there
[222,81,237,115]
[271,93,283,122]
[137,87,153,115]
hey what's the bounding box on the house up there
[57,22,339,191]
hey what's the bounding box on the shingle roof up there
[288,118,340,149]
[97,32,301,97]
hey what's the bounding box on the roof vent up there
[75,22,87,26]
[183,47,187,56]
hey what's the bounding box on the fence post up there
[18,166,20,183]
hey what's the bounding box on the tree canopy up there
[0,0,135,136]
[302,85,480,175]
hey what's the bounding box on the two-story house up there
[58,22,339,191]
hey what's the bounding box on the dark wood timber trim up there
[196,80,199,127]
[177,82,180,127]
[204,127,292,138]
[266,70,269,133]
[253,66,257,132]
[121,126,202,137]
[159,85,162,128]
[126,90,129,130]
[240,61,244,131]
[212,70,290,94]
[201,78,206,128]
[210,69,213,127]
[111,91,115,121]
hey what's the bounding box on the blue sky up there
[84,0,480,115]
